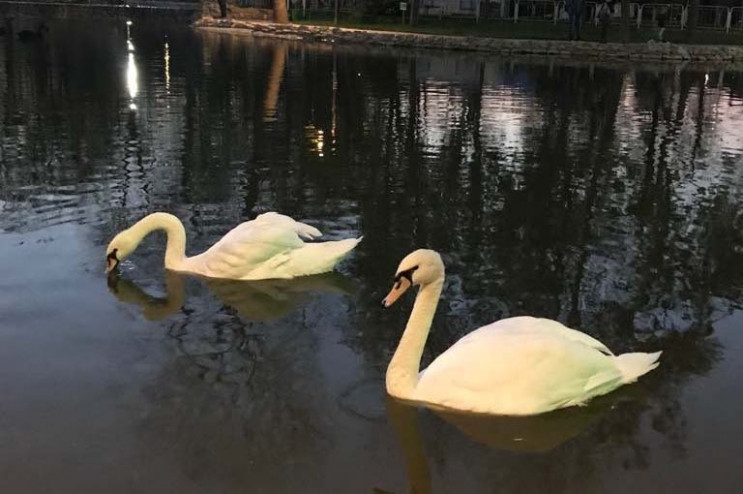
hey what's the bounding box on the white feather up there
[385,250,662,416]
[106,212,361,281]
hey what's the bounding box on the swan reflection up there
[107,269,357,322]
[385,386,647,493]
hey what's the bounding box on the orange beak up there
[382,277,412,308]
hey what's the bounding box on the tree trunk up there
[409,0,419,26]
[621,0,629,43]
[686,0,699,42]
[274,0,289,23]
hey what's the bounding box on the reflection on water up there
[126,20,138,110]
[263,43,286,123]
[386,391,650,494]
[108,270,356,321]
[1,19,743,493]
[164,39,170,93]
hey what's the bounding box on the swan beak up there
[382,277,411,308]
[105,257,119,275]
[105,261,115,275]
[105,249,120,275]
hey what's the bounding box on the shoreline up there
[194,18,743,63]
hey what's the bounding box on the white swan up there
[382,249,662,416]
[105,212,361,280]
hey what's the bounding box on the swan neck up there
[386,278,443,399]
[129,213,187,270]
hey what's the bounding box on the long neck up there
[386,278,444,399]
[129,213,188,270]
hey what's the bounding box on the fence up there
[635,3,685,29]
[513,0,558,23]
[731,7,743,33]
[240,0,273,8]
[287,0,743,33]
[696,5,728,30]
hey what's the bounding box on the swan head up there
[382,249,444,308]
[105,230,137,274]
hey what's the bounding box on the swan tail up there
[286,237,362,277]
[294,221,322,240]
[614,351,662,384]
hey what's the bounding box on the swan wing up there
[194,213,321,279]
[459,316,614,356]
[416,326,623,416]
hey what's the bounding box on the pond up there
[1,19,743,493]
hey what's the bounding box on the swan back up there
[415,327,624,415]
[188,212,359,280]
[106,212,360,280]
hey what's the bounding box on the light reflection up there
[125,20,138,111]
[127,53,138,109]
[164,41,170,92]
[331,52,337,143]
[305,124,325,157]
[316,130,324,157]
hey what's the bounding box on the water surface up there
[1,20,743,493]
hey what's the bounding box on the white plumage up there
[383,249,661,416]
[105,212,361,280]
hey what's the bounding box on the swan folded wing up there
[458,317,614,356]
[251,212,322,240]
[198,223,307,279]
[416,331,622,415]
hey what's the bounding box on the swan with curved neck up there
[105,212,361,280]
[383,249,662,416]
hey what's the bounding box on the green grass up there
[292,14,743,45]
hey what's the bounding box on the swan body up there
[383,249,661,416]
[105,212,361,280]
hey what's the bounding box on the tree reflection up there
[108,268,356,487]
[2,24,743,489]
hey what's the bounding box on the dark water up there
[1,20,743,493]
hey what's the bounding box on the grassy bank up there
[292,15,743,45]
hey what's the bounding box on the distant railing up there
[289,0,743,33]
[730,7,743,33]
[696,5,728,30]
[513,0,557,23]
[240,0,273,9]
[636,3,685,29]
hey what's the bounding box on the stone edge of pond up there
[194,18,743,63]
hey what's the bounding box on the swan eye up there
[394,265,419,284]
